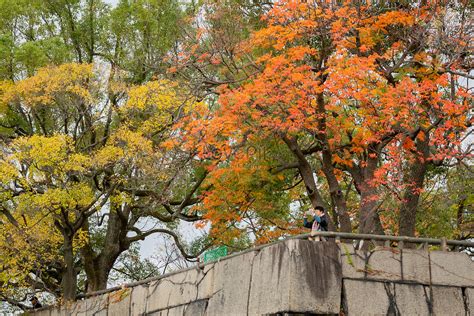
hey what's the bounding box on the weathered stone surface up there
[147,305,186,316]
[51,301,77,316]
[288,241,342,314]
[194,264,215,301]
[465,287,474,314]
[30,308,50,316]
[54,302,90,316]
[47,306,64,316]
[130,285,149,315]
[69,299,87,315]
[32,240,474,316]
[394,284,430,315]
[206,250,257,316]
[344,280,390,315]
[400,249,430,284]
[248,243,290,315]
[108,289,131,316]
[430,251,474,287]
[84,294,108,316]
[431,286,465,316]
[249,240,341,315]
[340,243,403,282]
[339,243,360,279]
[183,300,208,316]
[147,265,214,313]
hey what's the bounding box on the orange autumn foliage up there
[178,1,472,242]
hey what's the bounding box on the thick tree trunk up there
[321,149,352,232]
[358,183,380,234]
[298,158,326,208]
[61,235,77,301]
[349,154,383,235]
[85,258,113,292]
[398,137,430,237]
[83,209,130,292]
[314,93,352,232]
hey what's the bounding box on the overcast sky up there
[104,0,118,5]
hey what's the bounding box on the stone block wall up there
[340,243,473,315]
[29,240,473,315]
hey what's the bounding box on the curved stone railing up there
[29,233,473,315]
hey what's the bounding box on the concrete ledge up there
[393,283,430,315]
[339,244,473,287]
[466,288,474,314]
[30,239,473,316]
[108,289,131,316]
[183,300,208,316]
[83,294,108,316]
[400,249,430,283]
[207,250,256,315]
[344,279,391,315]
[29,309,50,316]
[130,285,148,315]
[248,240,341,315]
[340,243,403,281]
[430,251,474,287]
[147,263,214,313]
[431,286,466,316]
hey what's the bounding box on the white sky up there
[103,0,118,5]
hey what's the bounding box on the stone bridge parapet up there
[30,239,474,315]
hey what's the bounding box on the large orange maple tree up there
[175,0,472,242]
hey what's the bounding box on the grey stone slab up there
[158,305,185,316]
[50,306,69,316]
[430,251,474,287]
[53,301,76,316]
[394,284,430,315]
[85,294,108,316]
[466,288,474,315]
[364,249,402,281]
[340,243,402,282]
[31,308,51,316]
[194,264,215,301]
[344,280,391,315]
[147,309,166,316]
[183,300,208,316]
[147,265,214,313]
[47,307,64,316]
[431,286,465,316]
[69,299,87,315]
[108,288,131,316]
[206,250,257,316]
[130,285,149,315]
[339,243,360,279]
[400,249,430,284]
[249,240,341,315]
[248,242,291,315]
[288,241,342,314]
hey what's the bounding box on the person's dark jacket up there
[303,213,328,231]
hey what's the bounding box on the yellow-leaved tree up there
[0,64,209,305]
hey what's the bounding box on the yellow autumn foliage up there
[3,63,94,108]
[0,134,94,294]
[123,79,199,135]
[0,63,203,298]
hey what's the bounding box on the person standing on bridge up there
[304,206,328,240]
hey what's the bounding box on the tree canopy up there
[0,0,472,312]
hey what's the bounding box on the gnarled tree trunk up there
[82,208,131,292]
[61,234,77,301]
[398,136,430,237]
